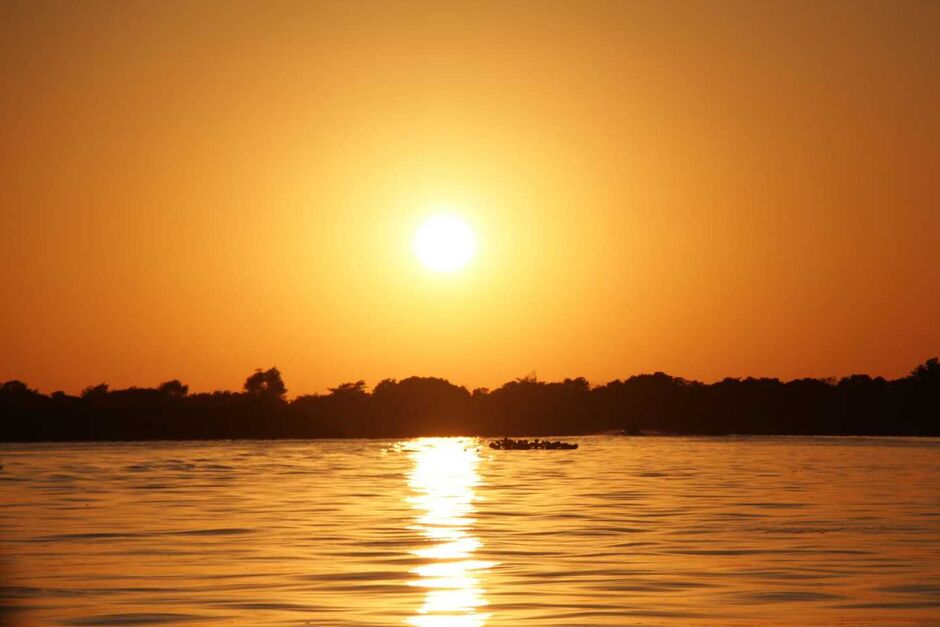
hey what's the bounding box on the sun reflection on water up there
[406,437,494,627]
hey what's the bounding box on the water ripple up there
[0,436,937,625]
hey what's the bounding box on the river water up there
[0,436,937,625]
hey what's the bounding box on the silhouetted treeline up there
[1,360,938,441]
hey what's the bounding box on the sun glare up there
[406,437,493,626]
[413,215,477,273]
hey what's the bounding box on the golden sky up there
[1,0,937,395]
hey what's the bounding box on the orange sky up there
[1,0,937,395]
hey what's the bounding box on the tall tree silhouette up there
[244,367,287,400]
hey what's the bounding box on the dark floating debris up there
[488,438,578,450]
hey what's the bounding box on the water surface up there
[1,436,938,625]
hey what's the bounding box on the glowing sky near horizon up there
[0,0,937,395]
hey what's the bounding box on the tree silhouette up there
[328,381,368,397]
[158,380,189,397]
[244,367,286,400]
[1,380,31,397]
[911,357,939,383]
[0,357,937,441]
[81,383,109,398]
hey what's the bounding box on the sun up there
[413,214,477,273]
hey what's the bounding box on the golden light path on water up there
[406,438,496,627]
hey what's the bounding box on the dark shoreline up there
[2,358,937,441]
[3,434,939,445]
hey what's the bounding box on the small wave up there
[736,590,844,603]
[64,613,216,625]
[167,528,254,537]
[837,601,940,609]
[29,532,141,542]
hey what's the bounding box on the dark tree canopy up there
[1,359,937,441]
[81,383,109,398]
[329,381,368,397]
[158,380,189,397]
[912,357,939,382]
[244,367,287,400]
[1,380,30,395]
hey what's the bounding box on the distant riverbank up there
[2,358,937,441]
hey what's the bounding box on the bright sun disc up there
[413,215,476,272]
